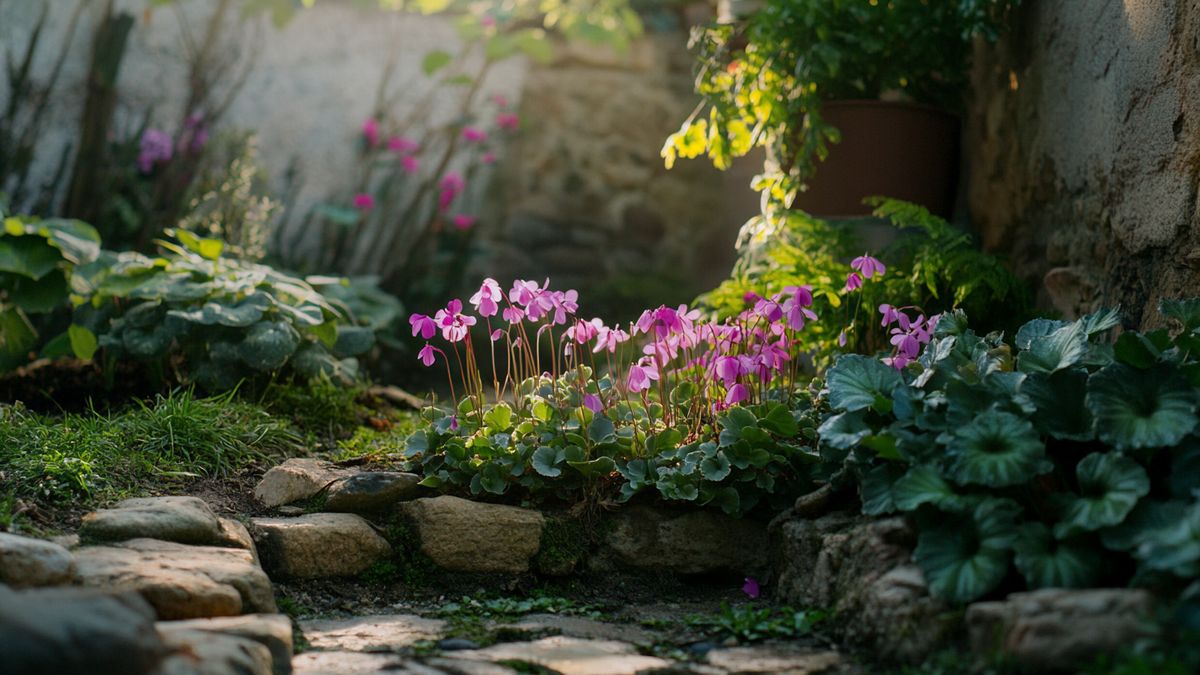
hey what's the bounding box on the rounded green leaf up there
[1021,369,1093,441]
[948,411,1049,488]
[826,354,902,412]
[699,452,732,482]
[1086,363,1197,450]
[1136,501,1200,576]
[1017,322,1087,374]
[861,463,905,515]
[1012,523,1102,589]
[484,403,514,432]
[915,499,1019,604]
[332,325,374,358]
[893,465,967,513]
[239,321,300,371]
[68,324,98,361]
[1056,452,1150,535]
[817,410,871,451]
[532,446,564,477]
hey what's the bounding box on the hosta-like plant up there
[824,300,1200,603]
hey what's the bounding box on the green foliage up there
[406,371,822,516]
[0,212,102,370]
[686,603,826,643]
[671,0,1018,203]
[698,199,1030,368]
[0,389,298,506]
[822,300,1200,604]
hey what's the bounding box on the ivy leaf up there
[1012,523,1102,590]
[826,354,902,412]
[948,411,1049,488]
[1086,363,1198,450]
[1021,369,1093,441]
[1017,322,1087,374]
[915,499,1020,604]
[861,463,905,516]
[893,465,968,512]
[1055,452,1150,536]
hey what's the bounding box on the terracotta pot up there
[793,100,960,218]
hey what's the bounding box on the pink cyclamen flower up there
[387,136,419,154]
[417,343,438,367]
[851,253,887,279]
[743,291,761,306]
[469,278,504,318]
[497,112,520,131]
[743,577,761,599]
[490,329,504,342]
[438,172,466,211]
[725,383,750,406]
[492,94,509,108]
[480,15,497,28]
[879,303,901,327]
[593,325,630,353]
[843,272,863,292]
[352,193,376,212]
[838,330,848,347]
[502,305,525,324]
[434,299,477,342]
[627,360,660,394]
[567,318,603,345]
[453,214,476,231]
[362,118,381,147]
[409,313,437,340]
[463,127,488,143]
[401,155,420,174]
[583,393,603,413]
[137,128,173,173]
[482,152,497,165]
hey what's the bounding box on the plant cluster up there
[699,199,1029,369]
[821,299,1200,604]
[667,0,1018,204]
[686,602,826,643]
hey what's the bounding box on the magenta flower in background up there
[362,118,381,147]
[627,361,659,393]
[843,272,863,292]
[583,393,603,413]
[409,313,437,339]
[492,94,510,108]
[838,330,848,347]
[742,577,761,599]
[352,193,376,212]
[463,127,488,143]
[497,112,520,131]
[401,155,420,174]
[851,253,887,279]
[593,325,630,353]
[502,305,525,324]
[434,299,477,342]
[137,128,173,173]
[438,172,466,211]
[388,136,419,154]
[482,152,497,165]
[453,214,477,231]
[480,15,497,28]
[469,278,503,317]
[725,383,750,405]
[879,303,901,326]
[490,329,504,342]
[417,343,438,367]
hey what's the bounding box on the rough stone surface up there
[73,538,276,620]
[501,614,657,648]
[159,614,293,675]
[324,471,421,513]
[250,513,391,579]
[0,585,167,675]
[593,506,769,576]
[966,1,1200,324]
[80,496,225,546]
[217,518,260,562]
[253,459,350,508]
[299,614,446,651]
[156,628,274,675]
[398,496,544,573]
[773,512,951,663]
[0,532,75,588]
[291,651,408,674]
[448,636,671,675]
[966,588,1157,672]
[705,645,843,674]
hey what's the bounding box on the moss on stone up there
[534,514,592,576]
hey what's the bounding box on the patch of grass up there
[0,389,299,509]
[686,602,826,643]
[329,418,421,464]
[430,592,602,645]
[276,595,313,620]
[259,377,366,442]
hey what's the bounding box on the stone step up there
[250,513,392,579]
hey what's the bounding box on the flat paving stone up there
[299,614,447,651]
[0,532,75,588]
[158,614,293,675]
[500,613,658,648]
[156,628,274,675]
[447,636,671,675]
[705,645,843,674]
[251,514,392,579]
[325,472,421,513]
[80,496,224,546]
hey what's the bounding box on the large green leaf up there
[332,325,375,357]
[1170,439,1200,499]
[1086,363,1197,450]
[168,294,271,327]
[948,410,1049,488]
[861,463,905,515]
[0,235,61,280]
[1021,369,1093,441]
[238,321,300,371]
[817,410,871,451]
[532,445,565,478]
[1014,318,1069,350]
[6,269,67,313]
[699,452,732,481]
[893,465,968,512]
[1135,500,1200,577]
[826,354,901,412]
[1161,297,1200,332]
[1099,499,1188,552]
[1056,452,1150,536]
[1012,522,1102,590]
[0,307,36,371]
[915,499,1019,604]
[1017,322,1087,374]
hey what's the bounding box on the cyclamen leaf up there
[1021,369,1093,441]
[531,446,564,477]
[1014,318,1069,350]
[1055,452,1150,536]
[1136,501,1200,576]
[1017,322,1087,374]
[861,463,905,515]
[1012,523,1102,590]
[239,321,300,371]
[893,465,967,512]
[915,499,1019,604]
[699,452,732,481]
[1086,363,1198,451]
[948,411,1049,488]
[826,354,902,412]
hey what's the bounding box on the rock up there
[0,585,167,675]
[80,496,225,546]
[277,506,305,517]
[155,629,274,675]
[398,496,544,573]
[593,506,768,576]
[324,471,421,513]
[254,459,349,507]
[772,512,947,663]
[420,657,520,674]
[438,637,481,651]
[501,614,656,648]
[217,518,260,563]
[73,538,276,620]
[447,636,670,675]
[966,588,1157,672]
[705,646,843,674]
[298,614,446,651]
[291,651,408,674]
[158,614,293,675]
[0,532,75,588]
[250,513,391,579]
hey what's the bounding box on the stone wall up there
[966,0,1200,326]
